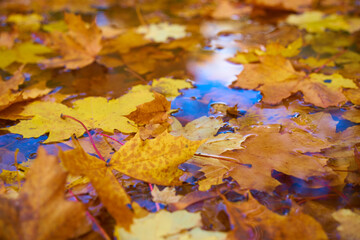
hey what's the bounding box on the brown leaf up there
[196,126,335,192]
[42,13,102,69]
[126,92,171,125]
[224,193,328,240]
[0,147,88,240]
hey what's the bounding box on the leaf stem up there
[68,189,111,240]
[98,133,124,145]
[148,183,160,211]
[61,114,106,162]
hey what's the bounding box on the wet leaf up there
[224,193,328,239]
[110,131,204,185]
[332,209,360,240]
[0,147,88,240]
[136,22,187,43]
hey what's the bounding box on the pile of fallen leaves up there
[0,0,360,239]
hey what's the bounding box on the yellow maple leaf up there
[0,42,53,69]
[115,210,227,240]
[131,77,193,100]
[286,11,350,33]
[110,131,204,185]
[136,22,187,43]
[4,90,154,143]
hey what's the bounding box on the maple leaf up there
[344,88,360,105]
[115,210,227,240]
[42,13,102,69]
[121,46,174,74]
[231,55,358,107]
[101,29,151,54]
[60,140,134,229]
[131,77,193,100]
[228,38,303,64]
[194,126,335,192]
[7,13,43,32]
[0,68,25,112]
[332,209,360,240]
[247,0,313,12]
[126,92,171,125]
[286,11,351,33]
[151,186,183,204]
[211,0,251,19]
[0,42,53,69]
[190,133,249,191]
[170,116,224,140]
[343,108,360,123]
[224,193,328,240]
[0,147,88,240]
[3,90,154,143]
[110,131,204,185]
[136,22,187,43]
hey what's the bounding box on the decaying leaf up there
[224,193,328,239]
[0,147,88,240]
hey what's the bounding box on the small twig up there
[61,114,106,162]
[68,189,111,240]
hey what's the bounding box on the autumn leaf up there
[170,116,224,141]
[60,139,134,230]
[151,186,183,204]
[3,90,154,143]
[126,92,171,125]
[247,0,313,12]
[0,147,88,240]
[332,209,360,240]
[136,22,187,43]
[286,11,351,33]
[115,210,227,240]
[231,55,358,107]
[110,131,204,185]
[211,0,251,19]
[0,68,25,112]
[224,193,328,240]
[190,133,249,191]
[0,42,53,69]
[343,108,360,123]
[194,126,335,192]
[42,13,102,69]
[131,77,193,99]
